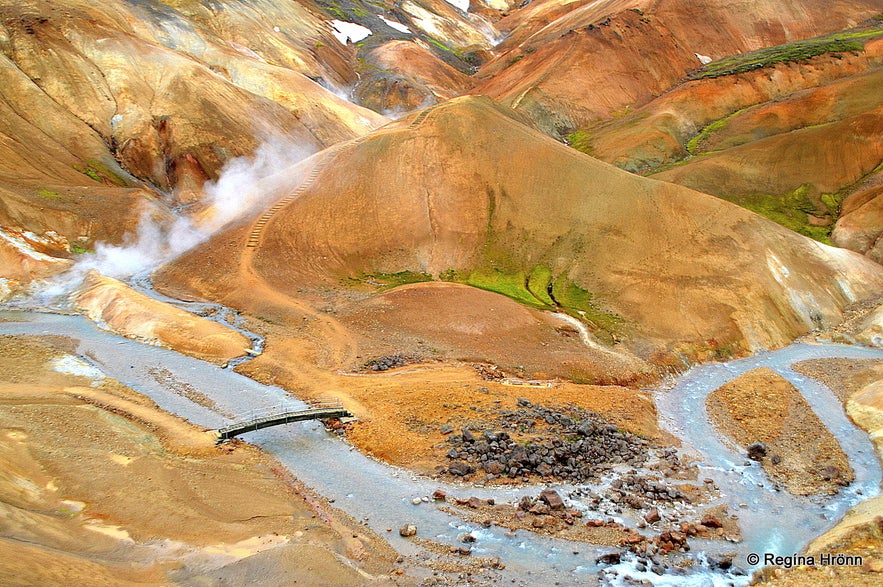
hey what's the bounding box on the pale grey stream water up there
[1,309,880,586]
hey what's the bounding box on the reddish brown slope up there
[475,0,883,135]
[158,96,883,370]
[572,34,883,249]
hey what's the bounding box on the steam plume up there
[39,137,315,298]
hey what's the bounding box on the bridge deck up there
[216,406,352,441]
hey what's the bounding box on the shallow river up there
[1,309,880,586]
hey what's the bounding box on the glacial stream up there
[1,309,881,586]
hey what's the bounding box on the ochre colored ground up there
[706,367,853,495]
[0,335,406,586]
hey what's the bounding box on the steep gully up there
[5,114,882,584]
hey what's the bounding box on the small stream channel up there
[1,309,880,586]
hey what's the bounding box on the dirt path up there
[0,335,407,585]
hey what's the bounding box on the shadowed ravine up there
[1,308,879,586]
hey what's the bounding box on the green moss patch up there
[550,276,622,339]
[566,129,594,156]
[686,108,748,155]
[464,268,550,309]
[526,265,555,306]
[691,25,882,80]
[36,189,62,200]
[738,185,835,243]
[347,271,433,290]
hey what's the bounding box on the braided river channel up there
[1,307,880,586]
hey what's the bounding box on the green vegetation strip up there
[348,265,622,339]
[686,107,748,155]
[347,271,433,290]
[691,25,882,80]
[738,185,836,244]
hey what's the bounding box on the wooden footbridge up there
[215,400,353,443]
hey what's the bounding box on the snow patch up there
[695,53,713,65]
[443,0,470,12]
[51,355,106,383]
[380,16,412,34]
[330,20,372,45]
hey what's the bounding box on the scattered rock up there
[528,503,551,515]
[597,552,621,565]
[364,354,420,371]
[432,489,447,501]
[700,514,723,528]
[644,508,661,524]
[444,403,652,482]
[483,460,506,475]
[448,462,474,476]
[399,525,417,537]
[709,554,734,570]
[747,441,767,461]
[539,489,565,510]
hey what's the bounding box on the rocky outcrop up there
[855,304,883,348]
[0,0,385,251]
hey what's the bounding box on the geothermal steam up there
[44,138,315,296]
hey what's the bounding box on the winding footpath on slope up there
[1,309,879,586]
[232,104,447,375]
[244,103,443,252]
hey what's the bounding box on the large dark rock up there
[747,441,767,461]
[596,552,621,565]
[539,489,565,510]
[449,462,475,476]
[483,460,506,475]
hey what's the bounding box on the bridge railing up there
[228,398,345,424]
